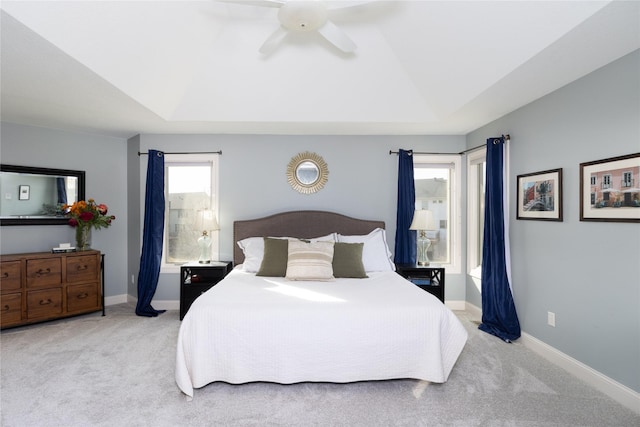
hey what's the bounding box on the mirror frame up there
[0,164,86,226]
[286,152,329,194]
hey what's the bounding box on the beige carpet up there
[1,303,638,426]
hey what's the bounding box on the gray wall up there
[467,50,639,392]
[0,123,129,300]
[137,134,467,302]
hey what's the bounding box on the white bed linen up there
[176,267,468,397]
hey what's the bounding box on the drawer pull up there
[39,299,53,305]
[76,264,89,271]
[2,304,9,311]
[77,292,89,299]
[2,272,8,278]
[36,268,51,276]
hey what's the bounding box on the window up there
[413,154,461,273]
[622,171,633,188]
[467,148,486,279]
[163,154,219,270]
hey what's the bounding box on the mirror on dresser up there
[0,165,85,226]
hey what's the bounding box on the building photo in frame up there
[517,168,563,221]
[580,152,640,223]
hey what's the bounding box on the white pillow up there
[236,237,266,273]
[237,233,336,273]
[337,228,395,272]
[285,240,335,281]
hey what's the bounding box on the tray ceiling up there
[1,1,638,138]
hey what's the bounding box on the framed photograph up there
[18,185,30,201]
[580,152,640,223]
[517,168,563,221]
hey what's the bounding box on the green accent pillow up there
[256,237,289,277]
[332,242,368,278]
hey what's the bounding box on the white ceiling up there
[1,1,638,139]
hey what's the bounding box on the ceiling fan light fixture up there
[278,0,328,32]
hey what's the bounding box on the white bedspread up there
[176,268,468,397]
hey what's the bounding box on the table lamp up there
[195,210,219,264]
[409,209,435,266]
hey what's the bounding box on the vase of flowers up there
[64,199,116,251]
[75,223,92,251]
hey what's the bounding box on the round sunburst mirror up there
[287,152,329,194]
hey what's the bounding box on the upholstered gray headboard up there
[233,210,385,266]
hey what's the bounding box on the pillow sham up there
[236,236,266,273]
[256,237,289,277]
[237,233,336,273]
[337,228,395,272]
[285,240,335,281]
[332,242,368,278]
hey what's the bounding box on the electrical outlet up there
[131,274,135,284]
[547,311,556,327]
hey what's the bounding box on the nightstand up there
[395,263,445,303]
[180,261,232,320]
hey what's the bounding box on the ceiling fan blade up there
[216,0,284,8]
[317,20,356,53]
[259,26,288,54]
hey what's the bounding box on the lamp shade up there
[195,210,219,232]
[409,210,435,231]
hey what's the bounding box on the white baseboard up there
[465,303,640,415]
[520,331,640,415]
[104,294,128,306]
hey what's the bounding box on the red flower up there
[65,199,115,230]
[79,211,94,222]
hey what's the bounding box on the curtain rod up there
[137,150,222,156]
[389,134,510,156]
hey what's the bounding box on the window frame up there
[160,154,219,273]
[466,147,486,279]
[412,154,462,274]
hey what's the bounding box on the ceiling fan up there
[218,0,371,54]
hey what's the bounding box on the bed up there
[176,210,468,398]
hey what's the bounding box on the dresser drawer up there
[27,288,63,319]
[66,255,99,283]
[67,283,100,313]
[1,292,23,325]
[26,258,62,288]
[1,261,22,291]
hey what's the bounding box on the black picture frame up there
[580,153,640,223]
[0,164,86,226]
[516,168,563,221]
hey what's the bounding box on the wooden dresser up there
[1,250,103,329]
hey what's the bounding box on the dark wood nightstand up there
[395,263,445,303]
[180,261,232,320]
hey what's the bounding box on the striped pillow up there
[285,239,335,281]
